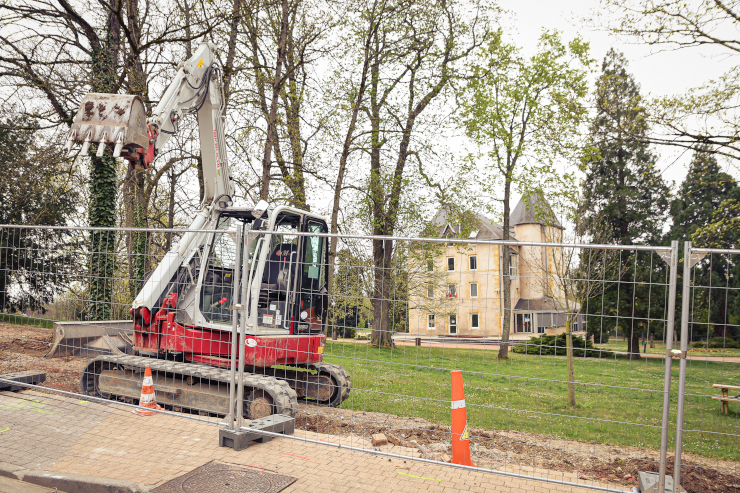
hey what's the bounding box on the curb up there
[0,462,151,493]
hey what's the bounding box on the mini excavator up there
[62,42,350,419]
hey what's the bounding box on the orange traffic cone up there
[450,370,475,467]
[134,365,163,416]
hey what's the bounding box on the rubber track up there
[306,362,352,406]
[83,354,298,417]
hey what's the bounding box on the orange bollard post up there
[134,365,163,416]
[450,370,475,466]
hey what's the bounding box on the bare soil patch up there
[0,323,86,393]
[297,403,740,492]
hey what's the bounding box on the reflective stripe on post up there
[451,399,466,409]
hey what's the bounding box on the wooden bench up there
[712,384,740,415]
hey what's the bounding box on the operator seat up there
[262,243,298,298]
[202,270,234,322]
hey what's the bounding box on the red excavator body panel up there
[132,303,325,368]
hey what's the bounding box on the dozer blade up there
[63,93,149,162]
[45,321,134,359]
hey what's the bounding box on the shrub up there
[706,337,739,349]
[512,333,613,358]
[587,325,610,344]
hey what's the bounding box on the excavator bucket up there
[63,93,149,163]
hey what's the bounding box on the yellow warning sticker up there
[198,57,204,69]
[317,346,324,354]
[460,423,470,441]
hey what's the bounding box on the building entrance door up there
[515,313,534,333]
[449,314,457,335]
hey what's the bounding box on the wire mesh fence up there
[1,223,738,492]
[673,243,740,492]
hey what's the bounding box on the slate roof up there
[431,207,510,241]
[510,193,563,229]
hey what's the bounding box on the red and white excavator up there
[60,42,350,419]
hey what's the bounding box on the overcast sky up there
[497,0,737,192]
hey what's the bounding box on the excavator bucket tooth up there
[64,93,149,161]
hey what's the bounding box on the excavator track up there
[306,362,352,407]
[263,361,352,408]
[81,354,297,419]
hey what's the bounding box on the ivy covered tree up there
[579,49,670,358]
[673,148,740,340]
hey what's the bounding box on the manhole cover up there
[151,461,297,493]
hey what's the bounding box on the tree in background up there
[673,148,740,340]
[593,0,740,163]
[579,49,670,358]
[355,0,491,349]
[459,30,592,359]
[0,119,78,313]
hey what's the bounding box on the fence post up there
[235,229,256,430]
[673,241,693,488]
[657,240,679,493]
[227,224,243,430]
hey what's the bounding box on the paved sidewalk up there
[0,390,620,492]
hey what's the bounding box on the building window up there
[447,257,455,271]
[470,283,478,298]
[509,255,518,279]
[427,284,434,298]
[471,313,479,330]
[426,259,434,272]
[447,284,457,297]
[469,255,477,270]
[427,314,435,329]
[449,314,457,334]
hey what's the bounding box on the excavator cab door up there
[293,220,328,334]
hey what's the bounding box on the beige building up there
[409,195,585,340]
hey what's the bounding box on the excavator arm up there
[64,41,234,204]
[64,42,235,313]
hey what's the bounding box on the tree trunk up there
[714,300,728,339]
[370,239,395,348]
[326,3,377,338]
[259,0,290,200]
[87,0,120,321]
[132,169,148,291]
[627,328,641,360]
[498,180,512,359]
[566,314,575,408]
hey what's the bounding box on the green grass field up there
[0,313,56,329]
[596,339,740,358]
[323,340,740,461]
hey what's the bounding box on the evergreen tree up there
[672,148,740,339]
[579,49,670,358]
[0,118,78,312]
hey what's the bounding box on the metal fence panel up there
[0,224,714,492]
[673,242,740,492]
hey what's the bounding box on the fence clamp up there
[667,349,686,359]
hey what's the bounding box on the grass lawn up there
[323,340,740,461]
[596,339,740,358]
[0,313,56,329]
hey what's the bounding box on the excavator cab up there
[181,206,328,337]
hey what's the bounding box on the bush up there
[586,322,610,344]
[706,337,739,349]
[512,333,613,358]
